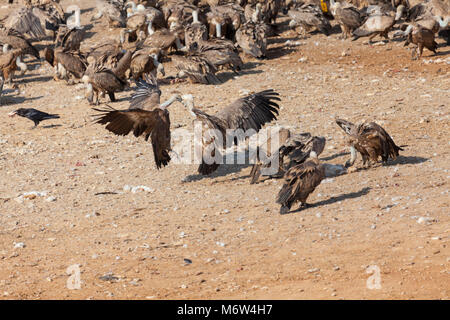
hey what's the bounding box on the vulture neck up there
[192,10,199,24]
[126,2,137,12]
[16,56,27,73]
[160,95,179,109]
[67,5,81,29]
[215,22,222,38]
[436,16,450,28]
[3,44,10,53]
[252,5,261,23]
[147,22,155,35]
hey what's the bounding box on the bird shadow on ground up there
[218,69,263,83]
[435,49,450,56]
[265,45,297,60]
[321,151,350,162]
[383,155,428,166]
[285,187,372,214]
[41,124,62,129]
[182,163,252,183]
[267,36,301,45]
[0,95,42,106]
[18,76,54,84]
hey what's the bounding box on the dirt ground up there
[0,1,449,300]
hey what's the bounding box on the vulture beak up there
[8,110,17,117]
[335,119,354,135]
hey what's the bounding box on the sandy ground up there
[0,1,449,300]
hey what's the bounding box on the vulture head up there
[395,5,406,21]
[180,94,195,115]
[335,118,355,135]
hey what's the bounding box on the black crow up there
[8,108,60,128]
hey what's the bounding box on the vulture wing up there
[128,74,161,111]
[92,105,171,169]
[4,7,46,39]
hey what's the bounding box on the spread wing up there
[129,74,161,111]
[92,105,171,169]
[215,89,281,133]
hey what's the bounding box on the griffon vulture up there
[276,151,325,214]
[336,119,404,168]
[179,89,281,175]
[92,75,182,169]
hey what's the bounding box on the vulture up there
[179,89,281,175]
[0,48,23,94]
[129,49,165,80]
[329,0,366,39]
[92,75,183,169]
[336,119,404,168]
[206,3,244,41]
[288,3,332,37]
[185,10,208,47]
[55,25,86,52]
[1,6,46,39]
[0,27,40,60]
[276,151,325,214]
[43,47,87,82]
[82,57,127,104]
[250,130,326,184]
[188,38,243,73]
[125,1,165,30]
[235,21,267,58]
[401,24,438,59]
[352,5,406,42]
[143,27,186,52]
[172,53,221,84]
[92,0,127,28]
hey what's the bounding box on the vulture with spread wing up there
[93,75,182,169]
[336,119,404,168]
[276,151,325,214]
[180,89,281,175]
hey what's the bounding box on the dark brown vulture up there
[276,151,325,214]
[188,38,243,73]
[179,89,281,175]
[401,24,438,59]
[130,49,165,80]
[172,53,221,84]
[250,130,326,184]
[336,119,404,168]
[82,57,127,104]
[185,10,208,48]
[92,75,182,169]
[55,26,86,52]
[43,47,87,82]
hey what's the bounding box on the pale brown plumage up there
[129,49,164,80]
[235,21,267,58]
[288,3,332,37]
[92,75,181,169]
[1,6,46,39]
[276,153,325,214]
[330,1,365,39]
[0,27,40,59]
[180,89,281,175]
[336,119,404,168]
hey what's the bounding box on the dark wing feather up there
[215,89,281,133]
[129,74,161,110]
[92,105,171,169]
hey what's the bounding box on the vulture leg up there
[280,204,291,215]
[0,76,4,98]
[345,146,358,168]
[108,92,116,102]
[417,44,424,58]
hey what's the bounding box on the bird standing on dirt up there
[336,119,404,168]
[276,151,325,214]
[8,108,60,128]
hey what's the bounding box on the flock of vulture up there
[0,0,448,213]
